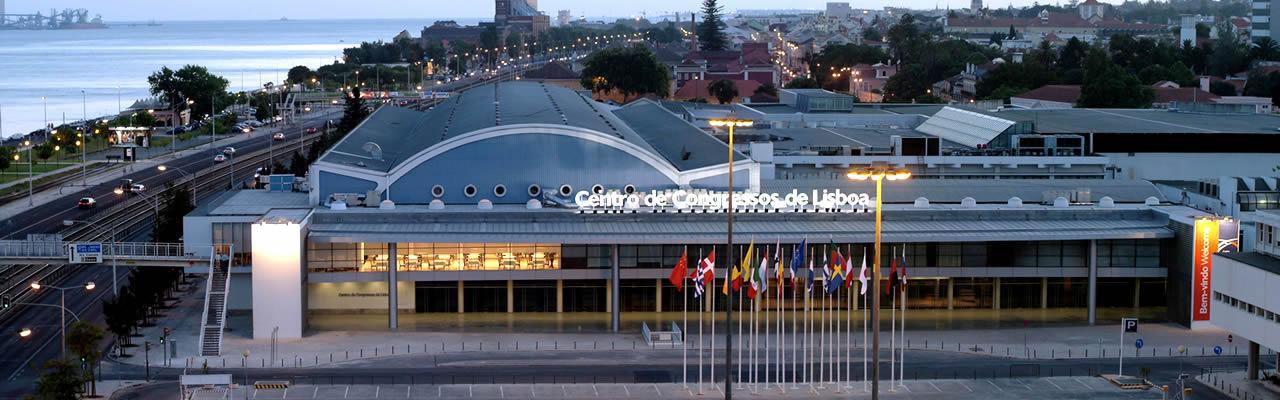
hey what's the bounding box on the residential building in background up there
[557,10,571,26]
[826,2,854,19]
[1253,0,1276,40]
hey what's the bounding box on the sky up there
[8,0,1091,21]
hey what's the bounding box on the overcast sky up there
[9,0,1085,21]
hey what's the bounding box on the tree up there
[977,62,1054,99]
[147,65,230,115]
[66,321,104,397]
[754,83,778,98]
[0,146,12,172]
[505,33,523,59]
[30,359,83,400]
[1208,22,1247,76]
[1079,48,1153,108]
[338,86,371,134]
[708,79,739,104]
[35,143,54,162]
[886,14,921,63]
[290,151,308,177]
[784,77,820,89]
[861,27,882,42]
[1251,37,1280,62]
[102,297,132,357]
[882,64,931,102]
[1209,80,1237,96]
[1059,37,1088,71]
[1137,64,1171,84]
[1168,62,1197,86]
[697,0,728,51]
[579,45,670,102]
[286,66,314,85]
[152,183,194,243]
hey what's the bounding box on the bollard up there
[392,346,395,355]
[330,353,333,362]
[480,342,483,351]
[361,349,363,357]
[262,359,265,367]
[1052,349,1055,358]
[346,350,349,360]
[555,341,558,350]
[536,342,539,350]
[315,355,318,365]
[516,342,519,351]
[222,359,226,367]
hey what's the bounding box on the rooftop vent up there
[1144,196,1160,206]
[914,197,929,208]
[1053,196,1069,208]
[1098,196,1115,208]
[1007,197,1023,207]
[379,199,396,210]
[960,197,976,207]
[429,199,445,210]
[477,199,493,210]
[361,142,383,161]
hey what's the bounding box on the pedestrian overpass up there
[0,240,211,268]
[0,239,233,357]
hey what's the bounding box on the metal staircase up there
[199,247,233,357]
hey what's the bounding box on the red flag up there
[885,252,898,296]
[668,247,689,291]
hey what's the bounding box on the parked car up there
[222,147,235,155]
[77,197,96,208]
[273,133,285,141]
[130,184,146,194]
[213,154,227,163]
[249,121,264,127]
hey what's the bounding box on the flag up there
[694,249,715,298]
[827,246,845,294]
[858,252,869,296]
[735,241,754,295]
[789,240,806,287]
[756,245,770,296]
[844,247,856,290]
[821,245,831,291]
[806,256,815,294]
[775,242,785,283]
[669,247,689,291]
[899,248,909,293]
[886,248,899,296]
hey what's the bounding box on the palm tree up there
[66,321,105,397]
[1252,37,1280,62]
[708,79,739,104]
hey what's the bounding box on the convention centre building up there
[185,81,1276,342]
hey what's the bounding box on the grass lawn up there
[0,162,79,184]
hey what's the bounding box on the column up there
[1248,341,1260,380]
[946,279,954,310]
[993,277,1001,310]
[655,279,663,313]
[1088,240,1098,326]
[457,280,465,314]
[388,242,398,330]
[556,279,564,313]
[1133,278,1141,309]
[1040,277,1049,309]
[506,279,514,313]
[610,244,621,332]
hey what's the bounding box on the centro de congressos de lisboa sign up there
[575,189,872,212]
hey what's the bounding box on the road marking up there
[622,384,630,396]
[313,386,318,398]
[592,384,599,397]
[499,385,504,398]
[899,382,911,392]
[374,385,379,398]
[468,385,473,398]
[958,381,973,392]
[344,385,349,398]
[283,387,288,398]
[561,384,567,398]
[986,379,1004,392]
[1044,378,1065,391]
[437,386,441,398]
[928,381,942,392]
[1015,378,1032,390]
[1073,377,1093,390]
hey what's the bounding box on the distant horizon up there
[4,0,1132,23]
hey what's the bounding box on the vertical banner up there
[1217,219,1240,253]
[1191,219,1220,322]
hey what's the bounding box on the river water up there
[0,18,481,137]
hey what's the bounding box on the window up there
[493,184,507,197]
[212,222,252,266]
[464,184,477,197]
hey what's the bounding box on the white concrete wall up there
[1210,256,1280,350]
[1105,153,1280,181]
[308,281,415,311]
[227,274,252,310]
[250,221,305,339]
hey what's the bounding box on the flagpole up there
[819,271,826,389]
[806,256,813,393]
[683,246,690,389]
[698,249,704,395]
[764,258,771,392]
[709,262,716,393]
[863,274,869,393]
[846,245,853,389]
[791,244,799,390]
[737,250,743,390]
[889,247,897,392]
[900,265,907,388]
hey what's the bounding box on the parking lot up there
[190,377,1162,399]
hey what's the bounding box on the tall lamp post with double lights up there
[707,116,753,400]
[846,166,911,400]
[27,281,95,358]
[157,165,197,203]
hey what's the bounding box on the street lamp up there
[846,166,911,400]
[28,281,94,358]
[64,219,118,296]
[707,116,753,400]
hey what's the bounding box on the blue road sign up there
[1135,338,1144,349]
[1213,345,1223,355]
[75,243,102,253]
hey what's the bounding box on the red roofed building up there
[944,2,1167,43]
[672,42,779,90]
[672,79,762,104]
[1011,84,1220,109]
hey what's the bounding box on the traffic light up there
[1,294,10,309]
[144,341,151,351]
[159,335,165,344]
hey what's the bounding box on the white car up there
[222,147,235,155]
[273,133,286,141]
[213,154,227,163]
[129,184,146,194]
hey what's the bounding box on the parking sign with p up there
[1123,318,1139,333]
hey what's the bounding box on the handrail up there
[671,321,683,343]
[640,321,653,347]
[213,244,234,356]
[196,250,216,356]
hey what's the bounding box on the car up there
[130,184,146,194]
[241,126,252,133]
[249,121,264,127]
[213,154,227,163]
[273,133,285,141]
[222,147,235,155]
[305,127,318,134]
[77,197,96,208]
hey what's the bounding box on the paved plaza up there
[182,377,1163,399]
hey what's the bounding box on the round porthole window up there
[528,184,542,197]
[559,184,573,196]
[624,184,636,194]
[464,184,477,197]
[591,184,604,194]
[431,185,444,198]
[494,184,507,197]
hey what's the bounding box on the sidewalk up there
[1197,370,1280,400]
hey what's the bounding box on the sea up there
[0,18,483,138]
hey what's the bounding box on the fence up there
[1200,372,1277,400]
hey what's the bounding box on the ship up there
[0,8,107,30]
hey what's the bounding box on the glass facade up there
[308,242,563,272]
[212,222,252,266]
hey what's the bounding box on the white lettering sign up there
[575,189,871,212]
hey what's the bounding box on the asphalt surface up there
[101,348,1244,399]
